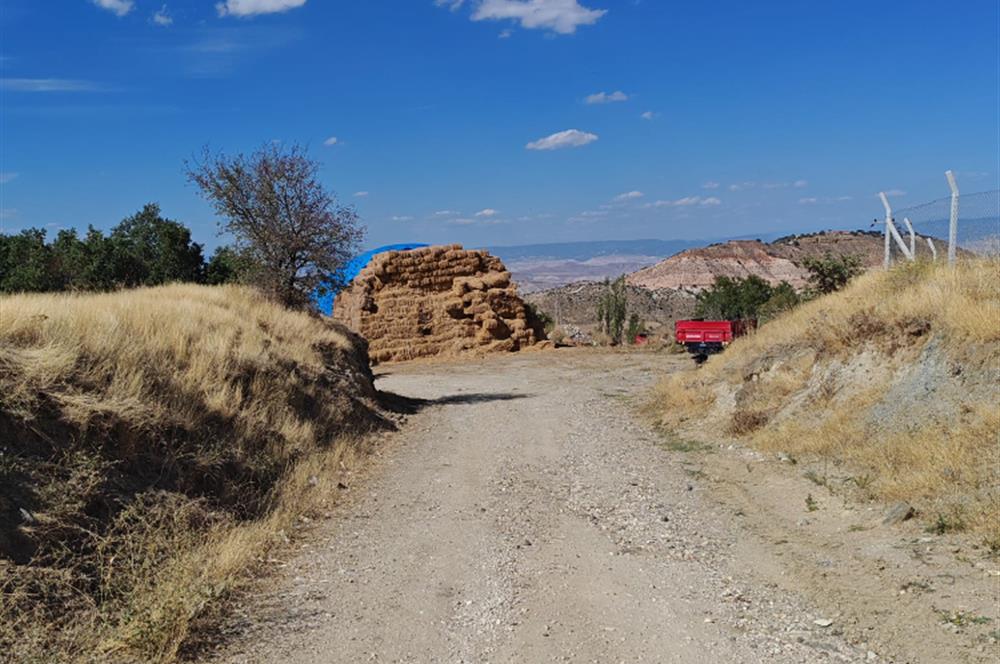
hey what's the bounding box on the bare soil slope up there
[628,230,939,290]
[652,259,1000,540]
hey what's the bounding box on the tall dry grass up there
[651,259,1000,541]
[0,284,382,662]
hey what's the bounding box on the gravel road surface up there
[214,350,994,663]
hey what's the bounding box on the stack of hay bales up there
[332,244,549,363]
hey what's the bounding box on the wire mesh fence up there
[878,172,999,266]
[893,189,999,256]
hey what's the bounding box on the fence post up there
[926,237,938,261]
[945,170,959,265]
[879,192,893,269]
[903,217,916,258]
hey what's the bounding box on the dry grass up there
[0,284,383,662]
[652,259,1000,542]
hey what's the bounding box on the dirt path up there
[214,350,997,663]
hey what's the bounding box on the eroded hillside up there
[651,259,1000,541]
[628,230,940,291]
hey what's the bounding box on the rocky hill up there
[525,282,696,334]
[627,230,938,291]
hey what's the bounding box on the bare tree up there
[186,143,363,308]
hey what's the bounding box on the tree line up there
[0,204,241,293]
[0,143,363,308]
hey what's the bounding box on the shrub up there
[801,251,864,295]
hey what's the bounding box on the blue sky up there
[1,0,997,252]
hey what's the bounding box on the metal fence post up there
[945,170,959,265]
[880,192,893,269]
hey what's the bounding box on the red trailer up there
[674,319,755,363]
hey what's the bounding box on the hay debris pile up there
[333,244,548,363]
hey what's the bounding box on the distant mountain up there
[486,239,703,262]
[485,239,704,292]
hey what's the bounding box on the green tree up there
[109,203,205,287]
[758,281,800,321]
[695,275,775,320]
[0,228,57,292]
[800,252,864,295]
[597,276,628,344]
[205,245,253,285]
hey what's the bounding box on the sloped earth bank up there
[209,351,997,663]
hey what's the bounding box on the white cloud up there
[498,28,513,38]
[216,0,307,17]
[728,181,756,191]
[435,0,465,10]
[470,0,606,35]
[613,190,643,201]
[92,0,134,17]
[1,78,99,92]
[434,209,460,216]
[526,128,597,150]
[640,111,658,120]
[152,5,173,26]
[884,189,907,197]
[794,179,808,188]
[323,136,338,146]
[0,172,17,184]
[645,196,721,208]
[799,197,818,204]
[448,217,476,225]
[353,191,368,197]
[475,208,499,217]
[579,210,608,217]
[585,90,627,105]
[701,181,719,189]
[391,215,414,222]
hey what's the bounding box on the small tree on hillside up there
[186,143,363,307]
[696,275,774,320]
[596,275,628,344]
[801,252,864,295]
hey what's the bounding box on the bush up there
[801,252,864,295]
[523,302,555,333]
[626,312,646,343]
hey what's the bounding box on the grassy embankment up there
[651,259,999,543]
[0,284,383,662]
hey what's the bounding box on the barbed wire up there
[885,190,999,255]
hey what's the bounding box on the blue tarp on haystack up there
[313,243,429,315]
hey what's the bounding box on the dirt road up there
[215,351,996,663]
